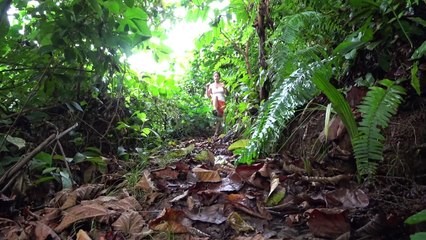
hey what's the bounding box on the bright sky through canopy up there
[127,21,210,74]
[128,1,229,75]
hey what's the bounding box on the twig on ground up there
[0,123,78,193]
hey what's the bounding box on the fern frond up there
[238,62,329,164]
[353,79,406,177]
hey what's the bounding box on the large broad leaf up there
[228,139,249,151]
[410,232,426,240]
[125,7,148,20]
[55,204,109,232]
[405,209,426,225]
[112,211,146,238]
[333,22,373,56]
[5,135,26,149]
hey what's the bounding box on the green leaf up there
[103,0,120,14]
[333,22,373,55]
[125,7,148,20]
[34,152,52,164]
[141,127,151,136]
[73,152,86,163]
[6,135,26,149]
[124,0,135,7]
[228,139,250,151]
[411,41,426,60]
[60,171,73,189]
[405,209,426,225]
[410,232,426,240]
[311,62,358,139]
[411,61,421,95]
[87,0,103,16]
[85,147,101,155]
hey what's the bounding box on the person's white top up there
[210,83,226,101]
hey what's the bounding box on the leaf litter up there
[0,137,424,239]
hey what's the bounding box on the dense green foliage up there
[1,0,425,184]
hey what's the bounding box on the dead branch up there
[0,123,78,193]
[301,174,353,185]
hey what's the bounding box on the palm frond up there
[353,79,406,177]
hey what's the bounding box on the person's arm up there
[222,83,228,96]
[205,83,211,98]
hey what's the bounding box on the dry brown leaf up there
[60,193,78,210]
[145,192,163,206]
[192,167,221,183]
[149,208,190,233]
[38,208,61,223]
[0,225,22,240]
[102,196,142,211]
[187,196,195,211]
[170,190,189,203]
[34,222,60,240]
[185,204,228,224]
[227,194,272,220]
[214,172,244,192]
[54,203,109,232]
[76,229,92,240]
[305,208,350,238]
[325,188,369,209]
[152,167,180,180]
[49,188,73,208]
[136,170,158,191]
[74,184,105,200]
[112,210,145,238]
[268,174,280,197]
[235,163,264,181]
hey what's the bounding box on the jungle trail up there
[1,0,426,239]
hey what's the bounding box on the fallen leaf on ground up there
[227,211,255,233]
[34,222,60,240]
[152,167,180,180]
[76,229,92,240]
[305,208,350,238]
[268,173,280,197]
[227,194,272,220]
[325,188,369,209]
[112,210,149,239]
[54,203,110,232]
[192,167,221,182]
[185,204,228,224]
[235,163,264,181]
[214,172,244,192]
[149,208,190,233]
[136,170,158,191]
[102,196,142,211]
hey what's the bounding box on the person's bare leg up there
[214,116,223,137]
